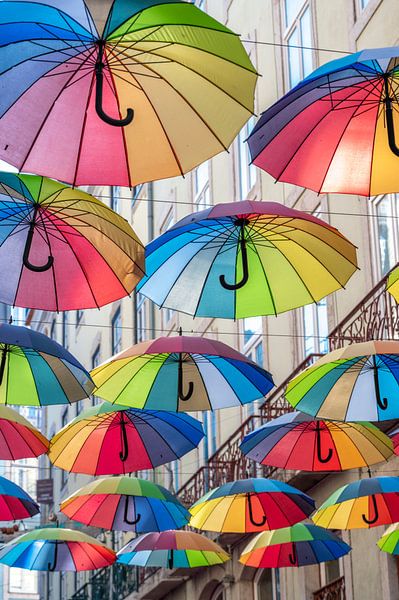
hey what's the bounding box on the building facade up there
[20,0,399,599]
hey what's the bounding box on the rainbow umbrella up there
[240,412,393,472]
[0,528,115,571]
[0,406,48,459]
[312,477,399,529]
[0,173,144,311]
[60,476,189,533]
[0,475,39,520]
[239,523,351,568]
[0,0,256,187]
[189,479,315,533]
[248,47,399,196]
[389,426,399,454]
[137,201,358,319]
[377,523,399,555]
[0,322,93,406]
[91,334,274,411]
[117,530,230,568]
[286,341,399,421]
[49,403,204,475]
[387,267,399,304]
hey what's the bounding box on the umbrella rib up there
[72,71,95,187]
[38,207,59,313]
[19,48,96,173]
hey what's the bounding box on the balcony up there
[70,563,139,600]
[313,576,346,600]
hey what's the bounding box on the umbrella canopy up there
[0,405,48,459]
[240,411,393,472]
[49,403,204,475]
[117,530,230,568]
[0,172,144,311]
[0,475,39,520]
[137,201,358,319]
[189,479,315,533]
[387,267,399,304]
[91,334,274,411]
[248,47,399,196]
[0,528,115,571]
[377,523,399,555]
[0,0,256,187]
[389,426,399,454]
[312,477,399,529]
[286,341,399,421]
[60,476,189,533]
[0,323,93,406]
[239,523,351,568]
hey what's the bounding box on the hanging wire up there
[241,38,352,55]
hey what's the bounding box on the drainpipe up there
[147,182,156,340]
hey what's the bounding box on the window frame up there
[91,345,101,406]
[237,115,257,199]
[282,0,314,90]
[136,292,147,343]
[111,307,122,355]
[370,194,399,282]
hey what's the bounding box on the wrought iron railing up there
[178,353,322,505]
[329,264,399,349]
[70,563,139,600]
[313,576,346,600]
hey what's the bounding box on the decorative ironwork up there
[313,576,346,600]
[178,354,322,506]
[329,264,399,349]
[70,564,139,600]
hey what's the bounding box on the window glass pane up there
[317,298,329,354]
[287,28,301,88]
[210,411,217,454]
[112,310,122,354]
[257,569,273,600]
[255,342,264,366]
[62,313,68,348]
[325,558,341,583]
[300,7,313,77]
[360,0,370,8]
[111,186,121,213]
[195,162,209,195]
[238,117,256,198]
[285,0,304,27]
[376,197,396,274]
[303,303,315,355]
[243,317,263,345]
[137,292,147,343]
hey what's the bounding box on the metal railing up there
[70,563,139,600]
[313,576,346,600]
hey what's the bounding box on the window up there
[76,310,83,327]
[61,408,68,487]
[91,345,101,406]
[238,116,257,198]
[50,319,56,341]
[243,317,263,345]
[303,298,329,356]
[194,162,210,211]
[136,292,147,343]
[62,313,68,348]
[131,184,144,209]
[372,195,399,277]
[255,568,280,600]
[161,211,176,324]
[359,0,370,8]
[173,460,179,491]
[112,308,122,354]
[111,186,121,213]
[283,1,313,89]
[202,411,217,462]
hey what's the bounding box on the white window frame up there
[111,308,122,355]
[370,194,399,281]
[193,162,210,212]
[254,567,280,600]
[136,292,147,343]
[282,0,314,90]
[91,345,101,406]
[237,116,257,199]
[160,209,176,326]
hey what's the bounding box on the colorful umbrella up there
[387,267,399,304]
[137,201,358,319]
[117,530,230,568]
[286,341,399,421]
[240,411,393,472]
[0,322,93,406]
[312,477,399,529]
[239,523,351,568]
[60,476,189,533]
[0,405,48,459]
[377,523,399,555]
[0,172,144,311]
[189,479,315,533]
[0,528,115,571]
[0,0,256,187]
[91,334,274,411]
[248,47,399,196]
[389,426,399,454]
[0,475,39,520]
[49,403,204,475]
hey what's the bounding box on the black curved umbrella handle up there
[220,219,249,290]
[178,354,194,401]
[0,344,8,386]
[168,549,174,569]
[362,494,379,525]
[384,75,399,157]
[23,205,54,273]
[289,543,297,565]
[119,415,129,462]
[123,497,141,526]
[247,493,267,527]
[48,541,58,572]
[95,41,134,127]
[372,355,388,410]
[316,421,333,464]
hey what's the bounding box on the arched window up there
[210,585,224,600]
